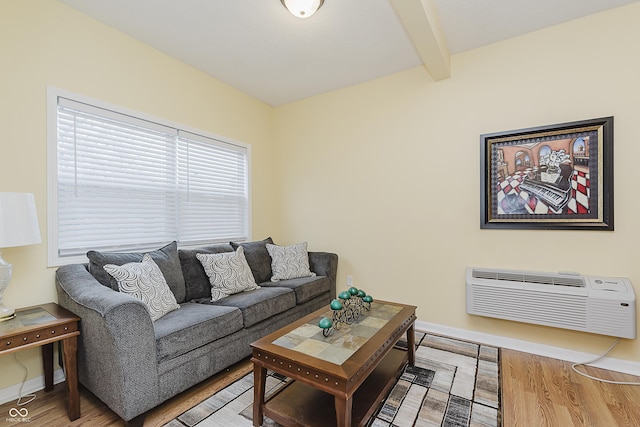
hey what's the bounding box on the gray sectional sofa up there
[55,238,338,426]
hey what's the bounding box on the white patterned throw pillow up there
[266,242,316,282]
[103,253,180,321]
[196,246,260,302]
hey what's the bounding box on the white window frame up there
[47,87,252,266]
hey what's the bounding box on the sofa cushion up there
[103,254,180,321]
[230,237,274,284]
[206,286,296,328]
[87,241,187,303]
[260,275,331,305]
[153,302,243,363]
[196,247,260,302]
[179,244,234,301]
[266,242,316,282]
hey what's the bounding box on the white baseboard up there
[415,320,640,377]
[0,369,65,406]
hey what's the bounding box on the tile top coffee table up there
[251,300,416,427]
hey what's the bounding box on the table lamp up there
[0,192,41,321]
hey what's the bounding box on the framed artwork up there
[480,117,613,230]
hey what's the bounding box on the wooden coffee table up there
[251,300,416,427]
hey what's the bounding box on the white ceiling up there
[60,0,639,106]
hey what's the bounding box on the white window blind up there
[177,131,248,246]
[52,95,249,262]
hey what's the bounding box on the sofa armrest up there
[308,252,338,298]
[55,264,160,421]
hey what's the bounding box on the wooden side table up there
[0,303,81,421]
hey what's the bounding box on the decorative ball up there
[356,290,366,298]
[338,291,351,300]
[363,295,373,303]
[319,317,333,329]
[330,299,343,310]
[348,287,359,295]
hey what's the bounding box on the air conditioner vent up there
[467,267,636,339]
[472,268,584,287]
[471,270,494,280]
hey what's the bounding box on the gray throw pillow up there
[266,242,316,282]
[103,254,180,321]
[87,241,187,303]
[179,244,235,301]
[230,237,274,284]
[196,247,260,302]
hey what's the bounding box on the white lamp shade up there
[0,192,41,248]
[281,0,324,18]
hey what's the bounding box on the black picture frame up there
[480,117,613,230]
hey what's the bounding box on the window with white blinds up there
[48,91,250,265]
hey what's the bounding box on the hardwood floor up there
[501,349,640,427]
[0,360,253,427]
[1,350,639,426]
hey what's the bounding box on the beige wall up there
[0,1,277,390]
[2,0,639,398]
[274,3,640,362]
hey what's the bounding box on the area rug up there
[164,333,501,427]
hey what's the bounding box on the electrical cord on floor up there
[571,338,640,385]
[13,353,37,406]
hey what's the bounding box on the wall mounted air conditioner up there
[466,267,636,339]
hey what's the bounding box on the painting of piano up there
[480,117,613,230]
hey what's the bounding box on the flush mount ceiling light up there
[281,0,324,18]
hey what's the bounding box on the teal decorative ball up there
[319,317,333,329]
[330,299,343,310]
[338,291,351,300]
[363,295,373,303]
[348,287,358,295]
[356,290,365,298]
